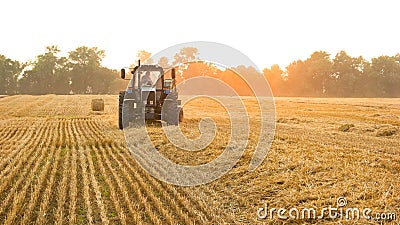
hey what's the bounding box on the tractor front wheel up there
[122,100,135,129]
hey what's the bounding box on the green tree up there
[327,51,368,97]
[263,64,284,96]
[0,55,21,94]
[303,51,333,96]
[285,60,307,96]
[90,67,118,93]
[68,46,107,94]
[368,55,400,97]
[19,46,62,94]
[53,56,70,94]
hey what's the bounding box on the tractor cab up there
[127,65,163,108]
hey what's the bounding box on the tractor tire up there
[118,91,125,129]
[162,100,179,126]
[178,107,184,123]
[122,100,135,129]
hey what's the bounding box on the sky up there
[0,0,399,70]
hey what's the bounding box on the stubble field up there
[0,95,399,224]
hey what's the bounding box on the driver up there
[141,71,153,86]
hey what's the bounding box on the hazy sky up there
[0,0,399,70]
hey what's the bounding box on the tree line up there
[0,46,123,95]
[0,47,201,95]
[0,47,399,97]
[264,51,400,97]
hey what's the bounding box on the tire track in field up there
[72,118,101,224]
[89,119,211,224]
[110,143,195,224]
[88,144,128,224]
[116,133,212,224]
[129,147,211,224]
[34,120,66,224]
[92,120,208,222]
[93,114,234,224]
[85,151,122,224]
[70,118,124,224]
[18,120,60,224]
[93,144,151,224]
[73,119,94,224]
[86,121,169,224]
[100,144,170,224]
[67,119,78,225]
[53,121,71,225]
[76,119,134,224]
[53,119,76,224]
[82,119,155,224]
[108,145,189,224]
[84,142,110,224]
[92,118,238,224]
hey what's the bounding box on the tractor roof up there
[138,65,163,71]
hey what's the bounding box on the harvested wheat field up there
[0,94,399,224]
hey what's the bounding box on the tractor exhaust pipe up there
[171,68,175,79]
[121,69,125,79]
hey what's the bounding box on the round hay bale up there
[91,99,104,111]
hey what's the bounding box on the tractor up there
[118,60,183,129]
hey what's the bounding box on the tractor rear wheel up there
[118,91,125,129]
[178,107,184,123]
[162,100,179,126]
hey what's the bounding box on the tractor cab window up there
[139,70,161,87]
[128,75,138,89]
